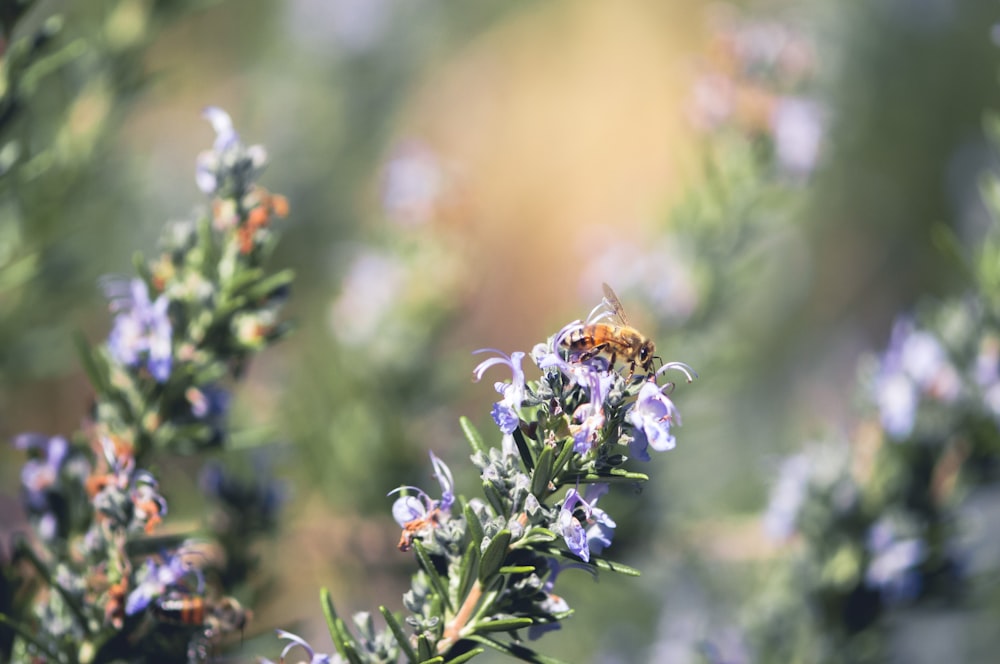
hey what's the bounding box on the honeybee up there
[153,593,250,639]
[564,283,658,378]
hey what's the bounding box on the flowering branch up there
[3,108,290,663]
[295,298,696,663]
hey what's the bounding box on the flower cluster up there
[304,292,695,663]
[2,108,290,663]
[753,266,1000,662]
[689,5,825,178]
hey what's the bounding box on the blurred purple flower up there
[329,249,406,347]
[381,141,445,226]
[626,381,681,460]
[865,518,925,604]
[14,434,80,541]
[770,96,824,177]
[556,484,616,563]
[578,239,699,325]
[875,319,960,439]
[263,628,337,664]
[104,278,172,382]
[389,452,455,550]
[527,560,574,640]
[195,107,267,195]
[473,349,527,434]
[126,551,205,615]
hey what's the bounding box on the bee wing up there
[601,282,630,326]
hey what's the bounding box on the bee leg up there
[575,343,607,363]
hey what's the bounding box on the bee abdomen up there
[154,595,206,625]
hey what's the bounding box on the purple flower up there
[527,561,574,640]
[875,318,960,439]
[626,381,681,460]
[125,551,205,615]
[14,433,80,540]
[15,434,68,512]
[203,106,239,154]
[556,484,616,563]
[263,629,336,664]
[865,518,925,604]
[770,96,824,177]
[380,140,445,226]
[473,349,527,434]
[388,452,454,550]
[570,366,616,453]
[104,278,173,382]
[195,107,267,195]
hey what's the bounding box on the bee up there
[153,593,250,639]
[564,283,658,378]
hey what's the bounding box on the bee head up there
[639,340,656,370]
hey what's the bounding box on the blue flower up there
[104,278,173,382]
[195,107,268,196]
[14,433,81,540]
[865,518,925,604]
[556,484,616,563]
[15,433,68,512]
[626,381,681,460]
[527,560,574,640]
[874,318,960,440]
[263,629,337,664]
[388,452,455,550]
[473,349,527,434]
[570,367,614,453]
[125,550,205,615]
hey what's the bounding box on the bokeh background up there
[3,0,1000,661]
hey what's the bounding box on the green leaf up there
[573,469,649,484]
[472,617,534,633]
[222,266,265,296]
[550,437,574,477]
[518,527,557,545]
[241,268,295,301]
[417,633,434,661]
[465,634,571,664]
[380,606,418,663]
[482,481,507,518]
[73,330,108,394]
[413,541,454,612]
[478,530,511,584]
[498,565,535,575]
[531,445,554,498]
[590,557,641,576]
[418,658,444,664]
[457,540,480,604]
[443,647,485,664]
[463,500,485,544]
[320,587,361,662]
[460,416,486,454]
[341,643,366,664]
[512,427,534,472]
